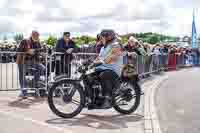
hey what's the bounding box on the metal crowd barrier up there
[134,53,187,77]
[48,52,98,81]
[0,51,48,91]
[0,50,197,91]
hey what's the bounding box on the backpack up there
[122,64,137,78]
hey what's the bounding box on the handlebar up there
[77,59,103,74]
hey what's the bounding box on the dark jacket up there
[55,38,75,52]
[55,38,75,62]
[162,47,169,54]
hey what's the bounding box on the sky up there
[0,0,200,39]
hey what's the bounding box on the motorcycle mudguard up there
[53,77,83,96]
[53,74,81,82]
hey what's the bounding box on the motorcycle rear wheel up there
[113,82,141,114]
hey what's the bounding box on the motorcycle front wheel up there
[48,79,85,118]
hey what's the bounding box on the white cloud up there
[59,0,122,17]
[2,0,31,9]
[0,0,199,38]
[34,0,60,8]
[0,0,6,8]
[167,0,200,8]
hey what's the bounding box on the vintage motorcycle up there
[47,59,143,118]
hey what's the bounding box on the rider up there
[94,29,123,108]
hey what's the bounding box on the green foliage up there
[148,36,159,44]
[14,33,24,44]
[74,36,96,45]
[46,35,57,46]
[120,32,176,44]
[42,33,177,46]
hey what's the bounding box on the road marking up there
[144,75,169,133]
[0,109,74,133]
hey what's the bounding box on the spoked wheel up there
[48,79,85,118]
[113,81,141,114]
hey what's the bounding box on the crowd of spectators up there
[0,33,200,74]
[122,36,200,75]
[1,31,200,98]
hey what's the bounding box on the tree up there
[46,35,57,46]
[14,33,24,44]
[78,35,96,44]
[120,32,177,44]
[147,36,159,44]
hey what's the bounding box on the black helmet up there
[100,29,116,39]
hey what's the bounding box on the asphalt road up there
[0,91,144,133]
[0,63,147,133]
[156,67,200,133]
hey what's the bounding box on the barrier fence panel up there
[0,51,19,91]
[48,52,98,81]
[0,51,48,92]
[0,50,197,91]
[144,54,153,75]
